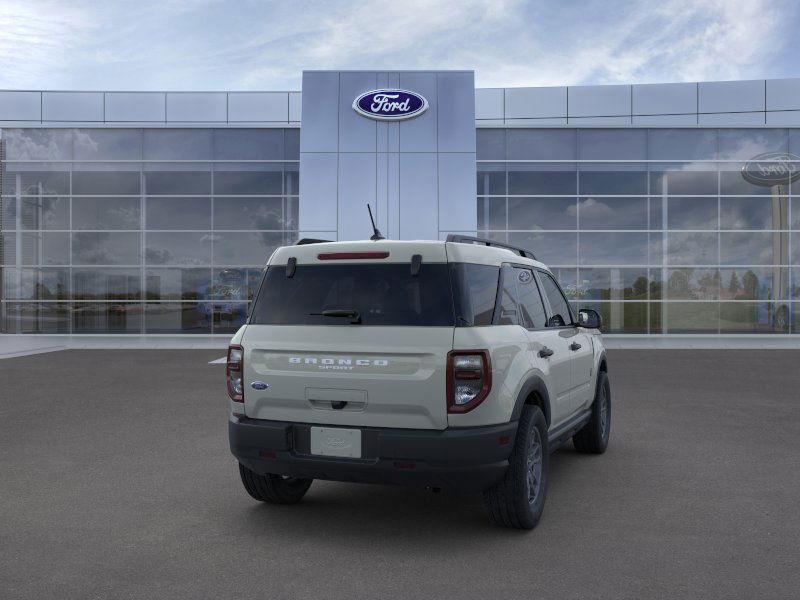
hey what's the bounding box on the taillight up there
[446,350,492,413]
[227,344,244,402]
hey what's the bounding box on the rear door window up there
[250,263,454,326]
[513,267,547,329]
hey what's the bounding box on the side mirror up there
[578,308,602,329]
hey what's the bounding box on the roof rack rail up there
[296,238,332,245]
[446,234,536,260]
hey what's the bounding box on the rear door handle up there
[569,342,582,351]
[539,347,554,358]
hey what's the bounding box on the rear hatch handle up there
[310,309,362,324]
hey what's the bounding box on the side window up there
[496,265,519,325]
[513,267,547,329]
[538,271,573,327]
[450,263,500,326]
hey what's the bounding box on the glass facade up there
[0,128,299,334]
[477,128,800,335]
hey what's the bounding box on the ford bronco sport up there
[228,235,610,529]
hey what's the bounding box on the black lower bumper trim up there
[229,416,518,492]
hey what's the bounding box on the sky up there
[0,0,798,91]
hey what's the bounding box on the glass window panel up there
[508,169,576,195]
[144,171,210,195]
[791,130,800,155]
[5,268,69,300]
[476,166,506,195]
[507,232,577,266]
[145,197,211,230]
[664,302,719,333]
[20,196,69,230]
[718,129,788,160]
[794,232,800,265]
[2,302,70,333]
[1,197,17,228]
[145,268,212,301]
[72,268,141,301]
[476,129,505,160]
[214,129,283,160]
[508,197,576,230]
[1,232,16,264]
[579,171,647,195]
[143,129,213,160]
[720,232,776,265]
[72,303,142,333]
[212,232,282,266]
[145,232,212,265]
[213,302,248,334]
[72,232,140,265]
[579,233,649,266]
[577,268,649,300]
[792,269,800,299]
[578,197,647,230]
[668,197,718,230]
[284,163,299,196]
[145,303,212,333]
[650,197,663,230]
[212,267,263,301]
[719,267,787,301]
[649,269,663,300]
[720,168,775,195]
[213,197,283,230]
[477,197,506,230]
[72,171,141,195]
[73,129,141,160]
[793,198,800,230]
[72,197,140,230]
[578,129,646,160]
[719,302,779,333]
[666,268,720,300]
[3,129,72,160]
[648,129,718,161]
[13,170,70,195]
[649,169,717,195]
[579,301,647,334]
[285,129,300,160]
[285,197,299,232]
[649,302,663,333]
[666,232,718,265]
[19,232,70,265]
[550,268,578,300]
[507,129,576,160]
[213,170,282,195]
[720,197,785,230]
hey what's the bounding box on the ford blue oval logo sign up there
[742,152,800,187]
[353,89,428,121]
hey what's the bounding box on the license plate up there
[310,426,362,458]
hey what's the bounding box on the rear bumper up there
[229,415,518,493]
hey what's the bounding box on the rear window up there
[250,263,455,326]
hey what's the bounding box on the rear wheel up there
[238,463,312,504]
[573,371,611,454]
[483,405,549,530]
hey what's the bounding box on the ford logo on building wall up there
[352,89,428,121]
[741,152,800,187]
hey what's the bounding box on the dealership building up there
[1,70,799,339]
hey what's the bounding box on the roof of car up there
[269,239,549,271]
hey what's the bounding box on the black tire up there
[483,405,549,530]
[573,371,611,454]
[238,463,312,504]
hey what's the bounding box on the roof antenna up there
[367,204,385,240]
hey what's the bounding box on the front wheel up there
[573,371,611,454]
[483,405,549,529]
[238,463,312,504]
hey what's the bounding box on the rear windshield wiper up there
[309,309,362,324]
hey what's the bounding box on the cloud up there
[0,0,796,90]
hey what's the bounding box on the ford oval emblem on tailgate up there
[250,381,269,390]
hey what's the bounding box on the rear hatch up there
[241,241,453,430]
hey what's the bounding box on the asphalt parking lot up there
[1,349,799,599]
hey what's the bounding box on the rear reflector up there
[318,251,390,260]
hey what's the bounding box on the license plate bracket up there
[310,426,362,458]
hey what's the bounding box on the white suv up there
[227,235,610,529]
